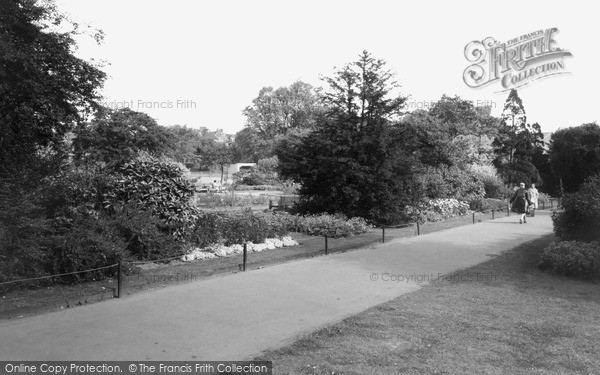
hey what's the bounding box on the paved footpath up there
[0,211,553,361]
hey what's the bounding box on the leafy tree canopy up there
[549,122,600,192]
[322,50,406,125]
[73,107,172,165]
[501,89,526,128]
[429,95,484,137]
[162,125,206,167]
[401,96,500,168]
[0,0,106,179]
[231,127,276,163]
[243,81,323,140]
[277,51,421,225]
[492,90,544,185]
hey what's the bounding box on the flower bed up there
[190,210,372,250]
[182,236,299,262]
[406,198,471,224]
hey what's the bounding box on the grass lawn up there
[255,234,600,374]
[0,210,511,320]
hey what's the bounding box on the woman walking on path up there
[528,183,539,217]
[510,182,532,224]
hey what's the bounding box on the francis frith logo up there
[463,27,572,91]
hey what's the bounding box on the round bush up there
[419,165,485,203]
[551,175,600,242]
[467,164,505,199]
[539,240,600,277]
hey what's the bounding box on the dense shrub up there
[1,154,202,285]
[551,175,600,242]
[190,209,290,247]
[419,165,485,203]
[108,153,199,240]
[46,212,128,281]
[217,210,276,245]
[0,182,51,284]
[549,123,600,193]
[42,165,112,220]
[107,204,184,260]
[47,154,198,257]
[0,200,176,287]
[539,241,600,277]
[290,214,372,238]
[495,159,543,187]
[189,210,371,248]
[467,164,506,199]
[188,211,223,249]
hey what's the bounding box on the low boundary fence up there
[0,197,560,316]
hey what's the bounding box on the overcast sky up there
[56,0,598,135]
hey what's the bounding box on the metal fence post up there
[416,221,420,236]
[243,243,247,271]
[507,206,510,217]
[492,209,495,220]
[382,226,385,243]
[472,212,475,224]
[116,261,122,299]
[325,236,328,255]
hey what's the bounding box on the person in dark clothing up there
[510,182,532,224]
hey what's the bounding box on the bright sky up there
[56,0,598,135]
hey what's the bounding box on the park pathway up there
[0,211,554,361]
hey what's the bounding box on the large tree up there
[73,107,172,165]
[429,95,484,138]
[549,123,600,192]
[321,51,406,123]
[277,51,421,224]
[0,0,106,180]
[163,125,206,167]
[231,127,275,163]
[492,90,544,185]
[500,89,527,128]
[493,123,544,186]
[0,0,106,281]
[404,97,499,168]
[243,81,323,140]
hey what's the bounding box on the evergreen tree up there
[277,51,421,224]
[501,89,527,129]
[549,123,600,192]
[493,90,544,185]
